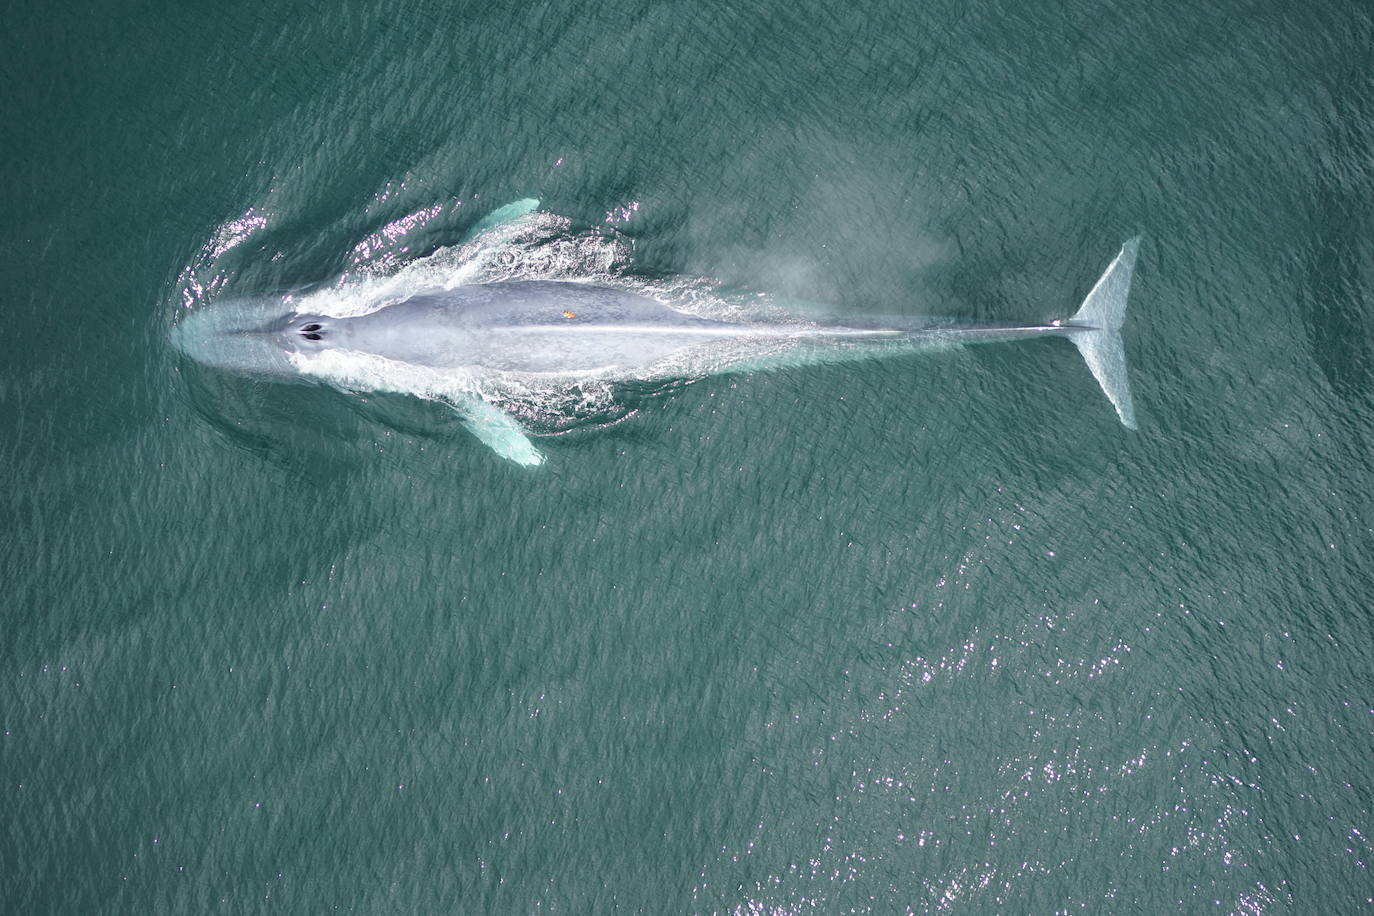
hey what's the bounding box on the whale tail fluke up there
[1067,237,1140,429]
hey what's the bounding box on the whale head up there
[172,298,327,380]
[289,314,339,350]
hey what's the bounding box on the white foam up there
[291,208,787,330]
[288,344,624,429]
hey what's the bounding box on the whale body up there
[173,220,1140,466]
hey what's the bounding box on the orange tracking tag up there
[562,311,576,319]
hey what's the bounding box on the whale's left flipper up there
[452,397,545,466]
[1068,237,1141,429]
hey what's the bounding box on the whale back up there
[340,281,737,374]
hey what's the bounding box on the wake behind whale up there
[172,200,1140,466]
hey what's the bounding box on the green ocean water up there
[4,0,1373,912]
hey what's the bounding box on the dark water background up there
[4,0,1373,912]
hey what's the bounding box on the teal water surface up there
[4,0,1373,912]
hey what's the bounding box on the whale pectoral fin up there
[451,397,545,467]
[464,199,540,240]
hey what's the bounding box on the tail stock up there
[1067,237,1140,429]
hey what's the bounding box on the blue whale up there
[173,214,1139,466]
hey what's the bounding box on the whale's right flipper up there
[451,397,545,466]
[465,198,540,240]
[1068,237,1140,429]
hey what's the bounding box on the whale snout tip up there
[170,300,312,377]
